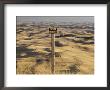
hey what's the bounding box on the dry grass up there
[16,26,94,74]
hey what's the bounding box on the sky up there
[17,16,94,24]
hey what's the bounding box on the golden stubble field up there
[16,26,94,74]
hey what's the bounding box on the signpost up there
[49,26,57,74]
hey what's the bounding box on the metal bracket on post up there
[49,27,57,74]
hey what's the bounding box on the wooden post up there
[51,33,55,74]
[49,27,57,74]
